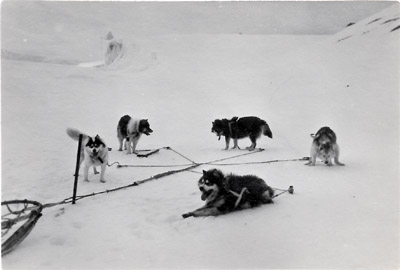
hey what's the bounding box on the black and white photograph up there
[1,0,399,269]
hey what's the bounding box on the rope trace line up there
[54,163,201,206]
[165,147,197,165]
[207,157,310,166]
[35,147,264,209]
[7,147,300,212]
[1,147,295,256]
[111,147,268,168]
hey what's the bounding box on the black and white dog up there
[305,126,345,166]
[67,128,109,183]
[182,169,274,218]
[211,116,272,150]
[117,115,153,154]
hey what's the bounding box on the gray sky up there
[121,1,396,35]
[1,1,397,35]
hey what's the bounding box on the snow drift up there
[1,3,399,269]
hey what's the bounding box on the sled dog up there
[305,126,345,166]
[66,128,109,182]
[182,169,274,218]
[211,116,272,151]
[117,115,153,154]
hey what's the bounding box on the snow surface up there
[1,3,399,269]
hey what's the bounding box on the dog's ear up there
[202,170,207,175]
[94,135,106,147]
[85,136,93,146]
[213,169,221,178]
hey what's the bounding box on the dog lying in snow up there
[182,169,274,218]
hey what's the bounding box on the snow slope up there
[1,3,399,269]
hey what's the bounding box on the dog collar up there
[90,155,104,164]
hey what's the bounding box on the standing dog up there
[182,169,274,218]
[117,115,153,154]
[305,126,345,166]
[211,116,272,150]
[66,128,109,183]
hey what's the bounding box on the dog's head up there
[198,169,225,203]
[211,119,227,140]
[139,119,153,136]
[85,135,106,157]
[318,142,334,165]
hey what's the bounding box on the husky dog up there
[117,115,153,154]
[211,116,272,151]
[66,128,109,182]
[305,126,345,166]
[182,169,274,218]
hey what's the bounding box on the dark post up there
[72,134,83,204]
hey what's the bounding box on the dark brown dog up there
[211,116,272,150]
[182,169,274,218]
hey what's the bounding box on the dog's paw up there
[100,179,106,183]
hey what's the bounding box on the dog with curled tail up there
[66,128,109,182]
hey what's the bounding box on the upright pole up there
[72,134,83,205]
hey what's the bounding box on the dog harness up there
[228,118,239,137]
[229,187,249,209]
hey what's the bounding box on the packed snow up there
[1,3,399,269]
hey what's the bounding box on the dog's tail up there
[66,128,88,141]
[261,121,273,138]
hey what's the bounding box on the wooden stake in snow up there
[72,134,83,205]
